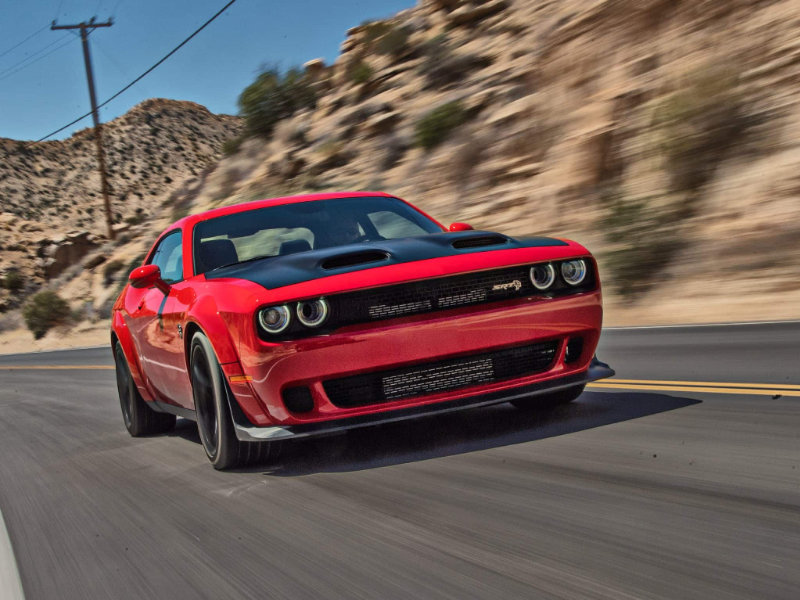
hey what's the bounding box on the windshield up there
[192,196,443,274]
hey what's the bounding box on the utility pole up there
[51,17,115,240]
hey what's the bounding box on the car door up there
[126,230,193,408]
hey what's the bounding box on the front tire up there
[190,332,275,470]
[510,384,585,411]
[114,342,176,436]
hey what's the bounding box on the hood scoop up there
[321,249,390,270]
[451,233,509,249]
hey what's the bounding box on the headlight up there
[561,259,587,286]
[296,297,329,328]
[530,263,555,291]
[258,305,291,334]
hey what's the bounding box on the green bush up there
[376,25,410,56]
[103,259,126,287]
[601,191,685,300]
[414,101,468,150]
[656,65,750,193]
[349,61,373,85]
[419,35,492,89]
[222,135,245,156]
[238,68,316,138]
[361,20,410,56]
[1,270,23,292]
[23,291,70,340]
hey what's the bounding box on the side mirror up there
[449,222,474,232]
[129,264,170,293]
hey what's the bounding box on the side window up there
[367,210,429,239]
[149,231,183,283]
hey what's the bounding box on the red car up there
[112,192,614,469]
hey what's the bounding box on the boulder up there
[448,0,509,27]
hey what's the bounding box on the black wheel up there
[190,332,276,470]
[510,384,585,411]
[114,342,176,436]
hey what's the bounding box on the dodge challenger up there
[111,192,614,469]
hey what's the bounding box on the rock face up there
[3,0,800,328]
[37,232,100,279]
[194,0,800,322]
[0,99,241,234]
[0,99,241,289]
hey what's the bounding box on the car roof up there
[171,191,396,232]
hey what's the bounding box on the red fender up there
[111,309,154,402]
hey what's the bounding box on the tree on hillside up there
[238,68,316,138]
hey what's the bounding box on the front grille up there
[323,340,559,408]
[329,265,535,325]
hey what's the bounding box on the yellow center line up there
[588,382,800,397]
[0,365,114,370]
[607,378,800,391]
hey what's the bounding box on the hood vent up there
[451,234,509,249]
[321,250,390,270]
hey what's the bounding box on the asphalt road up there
[0,322,798,599]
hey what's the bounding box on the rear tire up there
[190,332,276,470]
[510,384,585,411]
[114,342,176,436]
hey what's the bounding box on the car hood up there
[204,231,569,291]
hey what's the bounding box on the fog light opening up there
[565,337,584,364]
[282,386,314,413]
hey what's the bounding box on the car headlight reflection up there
[296,297,329,328]
[561,259,587,286]
[258,305,291,334]
[530,263,555,291]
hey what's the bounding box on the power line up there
[0,35,77,83]
[33,0,237,143]
[0,33,72,78]
[0,24,49,62]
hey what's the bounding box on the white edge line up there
[0,508,25,600]
[604,319,800,331]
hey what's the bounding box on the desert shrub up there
[376,26,410,56]
[414,101,468,150]
[1,270,24,292]
[349,61,374,85]
[381,134,409,170]
[361,20,410,56]
[103,259,126,287]
[222,135,245,156]
[238,67,316,138]
[23,291,70,339]
[656,64,751,193]
[601,191,686,300]
[419,35,492,89]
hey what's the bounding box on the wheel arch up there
[111,310,153,401]
[182,294,242,372]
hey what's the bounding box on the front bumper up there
[230,357,614,441]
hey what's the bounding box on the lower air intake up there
[324,340,559,408]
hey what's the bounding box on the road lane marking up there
[588,381,800,396]
[0,365,114,370]
[608,378,800,391]
[0,508,25,600]
[604,319,800,330]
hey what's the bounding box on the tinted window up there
[149,231,183,283]
[193,196,442,272]
[367,210,429,238]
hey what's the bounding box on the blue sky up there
[0,0,416,141]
